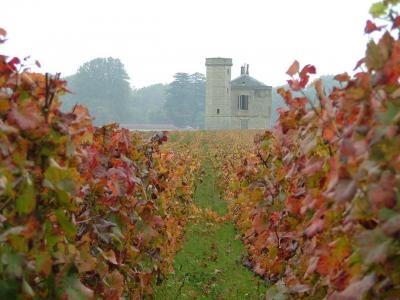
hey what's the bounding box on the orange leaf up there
[103,250,118,265]
[286,60,299,76]
[322,125,335,142]
[316,254,332,276]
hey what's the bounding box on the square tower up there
[205,58,232,130]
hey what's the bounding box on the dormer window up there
[238,95,249,110]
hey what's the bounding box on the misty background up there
[3,0,376,128]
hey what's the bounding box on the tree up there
[164,72,206,128]
[191,72,206,128]
[131,83,168,123]
[62,57,134,125]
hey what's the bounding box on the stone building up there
[204,57,272,130]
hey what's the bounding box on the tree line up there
[62,57,205,128]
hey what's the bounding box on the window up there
[240,119,248,129]
[217,108,220,114]
[238,95,249,110]
[227,69,230,75]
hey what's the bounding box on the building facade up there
[204,57,272,130]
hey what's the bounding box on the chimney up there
[240,65,245,75]
[246,64,249,75]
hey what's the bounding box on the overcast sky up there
[3,0,376,88]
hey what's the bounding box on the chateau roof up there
[231,74,270,89]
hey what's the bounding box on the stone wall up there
[230,87,272,129]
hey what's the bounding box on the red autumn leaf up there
[268,211,280,229]
[392,16,400,29]
[299,74,310,89]
[328,274,375,300]
[8,102,41,130]
[353,57,366,70]
[9,57,20,67]
[331,270,350,291]
[150,215,164,227]
[340,138,356,157]
[302,159,324,176]
[364,20,382,33]
[334,179,357,203]
[287,79,302,91]
[286,196,302,215]
[300,64,316,77]
[368,184,396,211]
[304,217,324,238]
[286,60,300,77]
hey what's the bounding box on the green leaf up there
[331,236,350,260]
[1,252,23,278]
[366,40,384,70]
[44,220,62,250]
[22,277,35,297]
[378,102,400,125]
[44,164,79,195]
[369,2,387,17]
[358,228,392,264]
[378,208,398,221]
[16,179,36,214]
[35,252,52,276]
[0,279,19,299]
[55,209,76,239]
[61,274,93,300]
[265,284,288,300]
[44,164,79,207]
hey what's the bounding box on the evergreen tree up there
[164,72,205,128]
[63,57,133,125]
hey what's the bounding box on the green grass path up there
[154,147,266,299]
